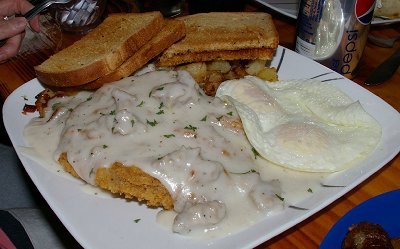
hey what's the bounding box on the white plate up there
[3,46,400,249]
[255,0,400,25]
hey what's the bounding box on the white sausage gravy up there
[24,70,324,237]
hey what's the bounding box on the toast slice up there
[158,12,279,67]
[80,19,186,90]
[35,12,164,87]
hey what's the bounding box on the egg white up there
[216,76,381,172]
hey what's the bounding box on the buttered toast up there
[80,19,186,90]
[35,12,164,87]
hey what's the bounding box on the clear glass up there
[52,0,107,34]
[136,0,183,17]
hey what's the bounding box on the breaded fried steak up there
[58,153,174,209]
[25,70,285,235]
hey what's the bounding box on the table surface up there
[0,1,399,248]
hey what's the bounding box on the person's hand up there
[0,0,40,61]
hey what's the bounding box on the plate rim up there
[3,46,400,249]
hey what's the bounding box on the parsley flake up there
[149,87,164,97]
[227,111,233,116]
[159,102,164,109]
[163,134,175,138]
[147,119,158,127]
[89,168,95,177]
[109,110,116,115]
[275,194,284,201]
[307,188,313,193]
[184,124,197,131]
[230,169,257,175]
[156,110,164,115]
[102,144,108,149]
[216,115,223,121]
[137,100,144,107]
[251,147,260,159]
[201,116,207,121]
[134,219,141,223]
[52,102,61,111]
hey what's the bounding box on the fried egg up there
[216,76,381,172]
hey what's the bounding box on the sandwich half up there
[157,12,279,95]
[158,12,279,66]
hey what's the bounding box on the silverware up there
[368,34,400,48]
[0,0,71,47]
[365,49,400,86]
[54,0,105,33]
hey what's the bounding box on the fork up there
[54,0,105,34]
[0,0,71,47]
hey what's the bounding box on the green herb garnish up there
[147,119,158,127]
[163,134,175,138]
[275,194,284,201]
[149,87,164,97]
[52,102,61,111]
[184,124,197,131]
[137,100,145,107]
[89,168,95,177]
[251,147,260,159]
[231,169,257,175]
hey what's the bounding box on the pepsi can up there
[295,0,376,79]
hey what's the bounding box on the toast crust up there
[80,19,186,90]
[158,12,279,66]
[35,12,164,87]
[58,152,174,210]
[158,47,276,67]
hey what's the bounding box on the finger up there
[0,17,27,40]
[17,0,41,32]
[0,0,33,17]
[16,0,35,15]
[29,15,41,33]
[0,33,23,61]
